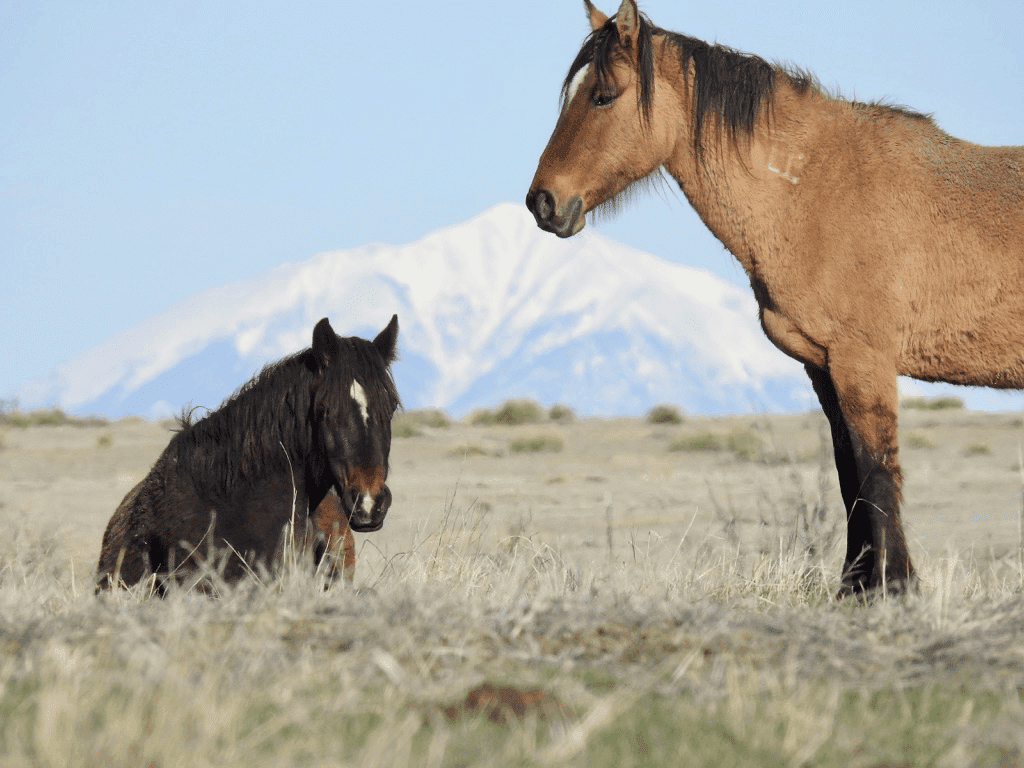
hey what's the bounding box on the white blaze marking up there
[361,492,374,514]
[349,380,369,426]
[566,63,590,107]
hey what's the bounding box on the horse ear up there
[584,0,608,31]
[373,314,399,364]
[614,0,639,48]
[311,318,340,363]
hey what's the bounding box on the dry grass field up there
[2,401,1024,766]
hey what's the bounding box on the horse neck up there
[661,73,824,275]
[178,372,315,496]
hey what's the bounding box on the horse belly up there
[900,308,1024,389]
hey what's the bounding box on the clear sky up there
[2,0,1022,404]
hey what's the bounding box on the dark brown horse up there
[97,316,399,592]
[526,0,1024,595]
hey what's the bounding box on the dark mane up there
[562,13,928,155]
[172,337,399,498]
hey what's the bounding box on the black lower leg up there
[805,365,875,593]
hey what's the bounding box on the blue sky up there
[2,0,1022,405]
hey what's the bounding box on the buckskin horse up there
[96,316,400,593]
[526,0,1024,595]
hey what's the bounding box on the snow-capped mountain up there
[20,203,815,419]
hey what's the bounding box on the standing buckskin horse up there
[97,316,400,593]
[526,0,1024,595]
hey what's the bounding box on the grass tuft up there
[904,431,936,449]
[1,408,70,427]
[393,408,453,438]
[548,403,576,423]
[964,441,993,456]
[669,427,762,460]
[669,431,723,452]
[471,399,544,426]
[725,427,762,461]
[0,408,109,428]
[646,404,684,425]
[447,444,495,459]
[902,396,965,411]
[509,434,564,453]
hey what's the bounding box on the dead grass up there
[3,409,1024,766]
[3,476,1024,767]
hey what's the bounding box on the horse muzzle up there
[333,464,391,532]
[525,189,585,238]
[340,484,391,532]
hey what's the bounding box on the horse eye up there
[591,90,615,108]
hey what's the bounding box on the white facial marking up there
[361,492,374,514]
[566,63,591,107]
[349,380,369,426]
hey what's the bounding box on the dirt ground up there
[1,406,1022,589]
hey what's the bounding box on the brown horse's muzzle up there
[337,465,390,532]
[340,484,391,532]
[525,189,585,238]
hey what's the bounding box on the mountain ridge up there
[20,203,818,418]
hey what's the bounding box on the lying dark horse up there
[526,1,1024,595]
[96,316,400,592]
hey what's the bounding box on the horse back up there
[774,107,1024,386]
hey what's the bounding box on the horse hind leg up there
[96,480,156,591]
[805,358,915,596]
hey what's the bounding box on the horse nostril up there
[526,189,555,222]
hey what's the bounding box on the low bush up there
[646,404,684,425]
[726,427,763,461]
[509,434,563,453]
[548,404,576,423]
[963,441,992,456]
[393,408,453,437]
[904,432,936,449]
[472,400,544,426]
[902,396,965,411]
[669,431,723,452]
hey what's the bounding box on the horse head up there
[310,315,400,532]
[526,0,680,237]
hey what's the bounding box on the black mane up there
[171,336,399,497]
[562,12,928,155]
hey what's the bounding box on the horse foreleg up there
[805,364,870,584]
[811,355,915,596]
[312,491,356,585]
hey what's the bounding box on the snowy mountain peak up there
[20,203,810,419]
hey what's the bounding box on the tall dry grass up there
[2,454,1024,767]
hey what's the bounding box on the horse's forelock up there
[560,13,655,124]
[317,338,401,423]
[558,12,785,159]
